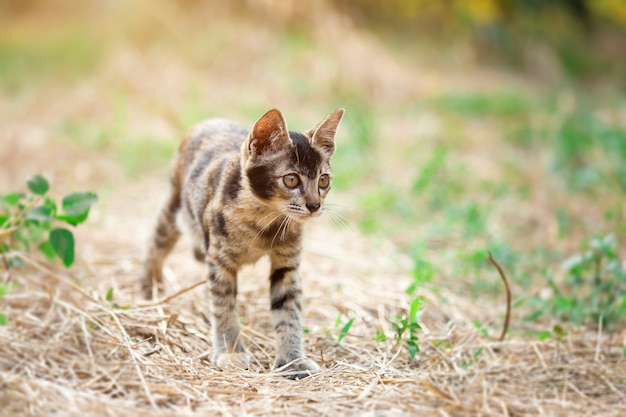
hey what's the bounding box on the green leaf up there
[618,294,626,319]
[409,297,423,324]
[27,175,49,195]
[552,324,567,338]
[56,211,89,226]
[62,192,98,218]
[472,320,489,337]
[43,197,58,214]
[334,313,342,328]
[27,205,53,223]
[406,340,419,360]
[373,329,387,343]
[106,288,114,302]
[523,309,544,322]
[49,228,75,267]
[0,313,7,326]
[473,347,484,361]
[38,240,56,260]
[538,330,552,341]
[337,318,354,343]
[1,192,25,206]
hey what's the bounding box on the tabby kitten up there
[143,108,344,379]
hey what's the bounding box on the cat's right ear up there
[310,108,344,157]
[246,109,290,160]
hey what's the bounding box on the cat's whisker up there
[257,209,280,225]
[324,203,349,210]
[252,211,282,243]
[281,214,294,242]
[271,215,290,247]
[322,206,353,230]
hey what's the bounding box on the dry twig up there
[488,251,512,342]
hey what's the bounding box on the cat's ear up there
[247,109,290,159]
[310,108,344,157]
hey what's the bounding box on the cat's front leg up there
[269,258,321,379]
[206,255,250,369]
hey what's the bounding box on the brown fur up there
[143,108,344,379]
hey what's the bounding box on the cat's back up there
[178,118,248,172]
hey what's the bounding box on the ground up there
[1,2,626,416]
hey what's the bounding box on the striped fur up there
[143,108,344,379]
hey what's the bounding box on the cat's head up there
[241,108,344,222]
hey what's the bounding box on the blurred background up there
[1,0,625,330]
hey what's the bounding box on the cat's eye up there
[283,174,300,188]
[318,174,330,189]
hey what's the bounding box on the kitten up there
[142,108,344,379]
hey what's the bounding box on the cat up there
[142,108,344,379]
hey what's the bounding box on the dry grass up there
[2,218,625,416]
[2,1,626,416]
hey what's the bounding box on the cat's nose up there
[305,201,320,213]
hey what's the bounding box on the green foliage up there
[0,283,8,325]
[334,313,355,343]
[106,288,114,303]
[0,175,97,324]
[0,175,98,268]
[407,257,436,295]
[337,318,354,344]
[552,110,626,191]
[527,234,626,329]
[0,30,102,93]
[49,228,75,267]
[472,320,489,337]
[536,324,567,342]
[376,297,424,361]
[434,91,532,117]
[27,174,50,196]
[458,347,484,370]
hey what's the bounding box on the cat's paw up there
[274,357,322,380]
[215,352,251,369]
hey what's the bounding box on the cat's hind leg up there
[142,179,182,299]
[207,250,250,369]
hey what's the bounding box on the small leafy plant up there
[0,283,8,325]
[537,324,567,342]
[334,313,355,344]
[0,174,97,268]
[528,234,626,329]
[376,297,424,361]
[1,174,97,269]
[458,346,484,369]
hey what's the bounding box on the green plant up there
[376,297,424,361]
[433,90,532,117]
[528,234,626,329]
[334,313,355,344]
[537,324,567,342]
[472,320,489,337]
[0,283,8,325]
[0,174,97,269]
[0,175,97,324]
[553,110,626,191]
[458,347,484,369]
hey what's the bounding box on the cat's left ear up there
[246,108,290,160]
[310,108,345,157]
